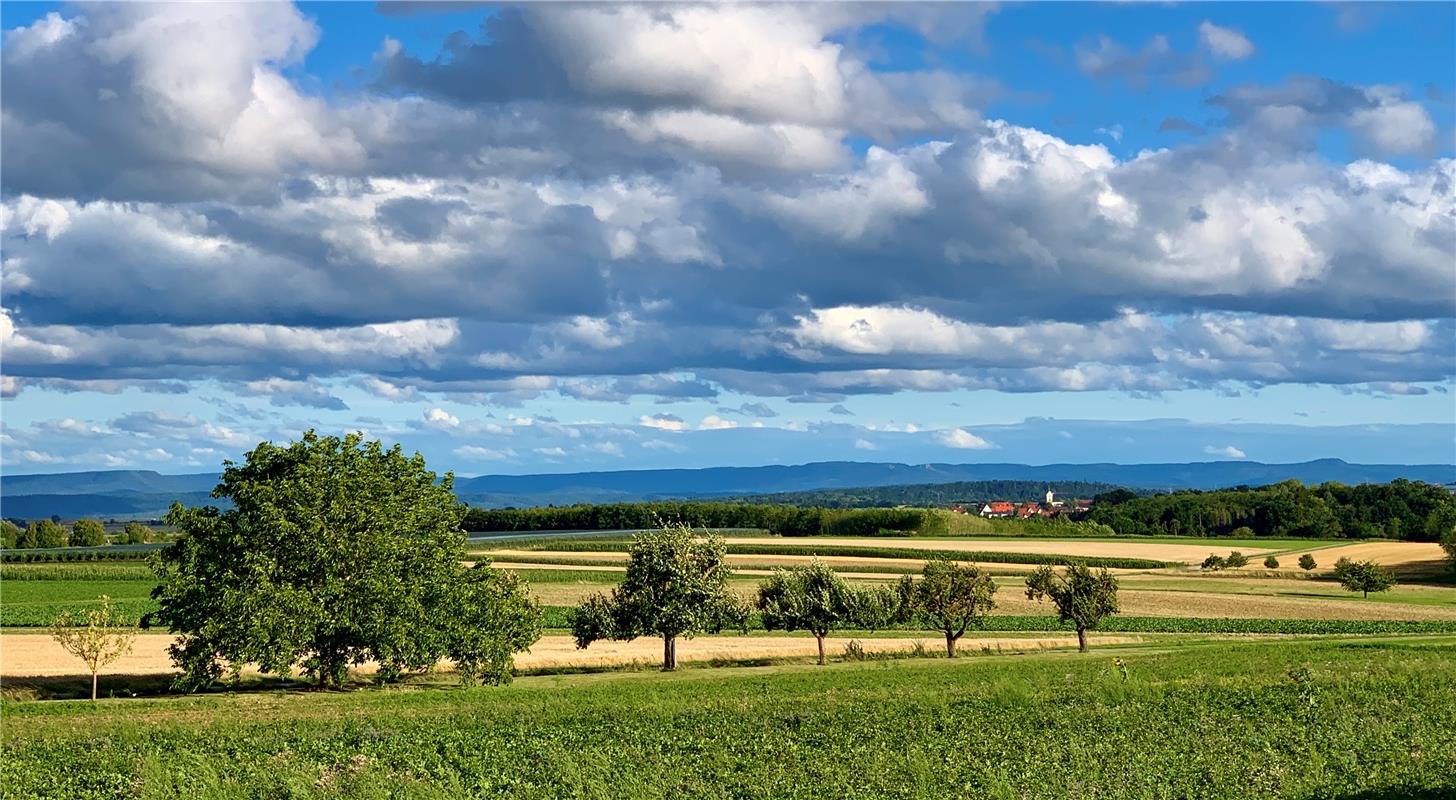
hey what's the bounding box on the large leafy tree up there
[148,431,540,689]
[1024,564,1120,652]
[570,521,747,670]
[896,558,997,657]
[756,560,885,665]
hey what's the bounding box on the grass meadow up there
[4,639,1454,799]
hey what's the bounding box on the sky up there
[1,1,1454,475]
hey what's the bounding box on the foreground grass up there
[4,639,1454,799]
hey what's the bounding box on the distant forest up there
[1087,479,1456,541]
[463,479,1456,543]
[730,480,1133,508]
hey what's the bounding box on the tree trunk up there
[945,633,957,658]
[91,670,98,702]
[662,636,677,671]
[1076,627,1088,652]
[816,634,826,666]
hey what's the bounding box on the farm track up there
[0,632,1147,679]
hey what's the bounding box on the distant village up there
[950,489,1095,520]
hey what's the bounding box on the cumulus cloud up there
[936,428,996,450]
[0,1,1451,462]
[1204,445,1248,459]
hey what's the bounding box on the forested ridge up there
[730,480,1131,508]
[1087,479,1456,541]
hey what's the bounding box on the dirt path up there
[0,633,1142,678]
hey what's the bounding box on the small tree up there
[1441,527,1455,575]
[570,521,747,670]
[757,560,878,665]
[71,519,108,547]
[1298,554,1317,571]
[51,595,137,701]
[1224,551,1249,568]
[1025,564,1120,652]
[1201,554,1225,571]
[1331,558,1395,598]
[123,522,153,544]
[896,558,997,657]
[1263,555,1280,569]
[1230,526,1254,538]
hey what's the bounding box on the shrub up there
[1224,551,1249,568]
[1202,554,1226,571]
[1263,555,1280,569]
[1298,554,1317,571]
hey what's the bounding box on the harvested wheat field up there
[1076,590,1456,621]
[1263,541,1449,571]
[486,550,1150,574]
[716,537,1278,563]
[0,632,1139,679]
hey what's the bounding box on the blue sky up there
[2,2,1453,474]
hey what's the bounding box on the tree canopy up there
[570,521,747,670]
[148,431,540,689]
[896,558,997,657]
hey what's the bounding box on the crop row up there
[0,549,157,563]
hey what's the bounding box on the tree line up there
[1087,479,1456,541]
[463,502,936,536]
[2,518,156,549]
[569,521,1123,669]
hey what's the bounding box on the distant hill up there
[4,459,1452,519]
[731,480,1133,508]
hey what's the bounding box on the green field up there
[4,639,1454,799]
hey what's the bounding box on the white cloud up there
[853,438,877,451]
[936,428,995,450]
[698,415,738,430]
[423,408,460,430]
[639,413,688,432]
[1198,21,1255,61]
[1203,445,1247,459]
[454,445,516,461]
